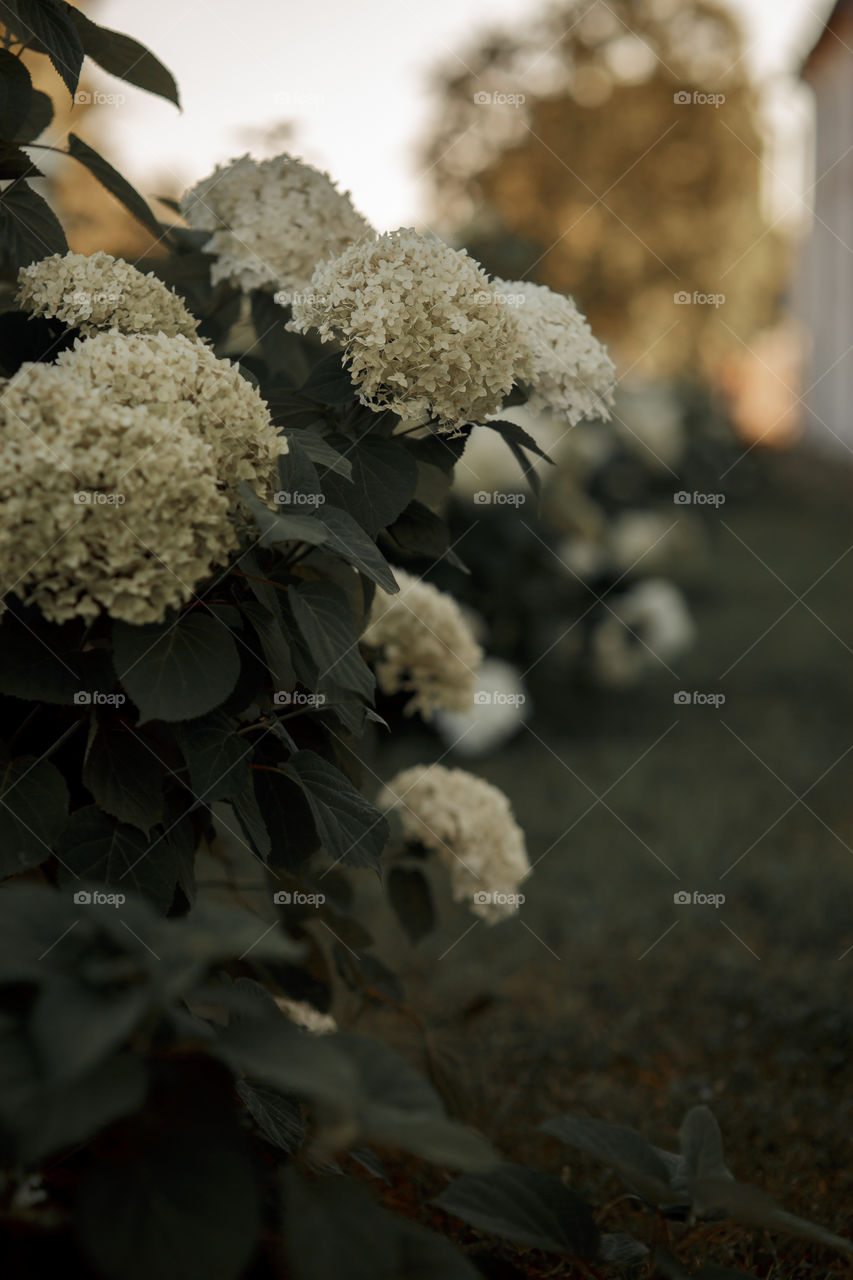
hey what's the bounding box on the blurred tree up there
[422,0,788,381]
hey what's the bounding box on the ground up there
[355,449,853,1278]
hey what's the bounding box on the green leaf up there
[276,437,323,504]
[83,726,165,833]
[0,47,32,135]
[65,7,180,106]
[66,132,163,239]
[680,1105,730,1196]
[0,753,69,876]
[240,600,295,691]
[0,180,67,274]
[177,711,250,807]
[0,610,110,703]
[113,612,241,724]
[281,1172,479,1280]
[250,289,304,378]
[318,505,399,593]
[217,1015,359,1110]
[288,429,353,479]
[1,0,84,95]
[0,144,42,179]
[13,87,53,141]
[76,1096,260,1280]
[482,418,555,465]
[282,750,388,874]
[299,351,356,405]
[692,1175,853,1256]
[387,865,435,943]
[289,581,375,701]
[238,480,328,550]
[320,434,419,535]
[541,1115,677,1206]
[56,806,178,912]
[434,1163,600,1257]
[383,499,468,572]
[236,1078,305,1152]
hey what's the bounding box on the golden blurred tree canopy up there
[423,0,788,380]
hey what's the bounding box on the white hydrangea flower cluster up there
[494,278,615,424]
[17,252,199,340]
[53,332,286,502]
[274,996,337,1034]
[378,764,530,923]
[180,153,372,295]
[0,362,235,625]
[288,228,518,431]
[362,569,482,718]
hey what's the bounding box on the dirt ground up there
[358,449,853,1278]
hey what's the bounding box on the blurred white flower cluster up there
[378,764,530,923]
[17,252,199,340]
[181,153,372,295]
[363,569,483,717]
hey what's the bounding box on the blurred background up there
[27,1,853,1264]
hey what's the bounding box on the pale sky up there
[92,0,831,229]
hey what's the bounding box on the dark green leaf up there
[282,750,388,874]
[288,429,353,478]
[76,1099,260,1280]
[1,0,83,94]
[692,1176,853,1256]
[238,480,328,550]
[383,499,468,572]
[67,132,163,239]
[236,1078,304,1152]
[318,505,399,593]
[56,806,178,912]
[217,1015,359,1110]
[113,612,241,724]
[320,434,418,535]
[65,7,180,106]
[0,144,42,178]
[680,1105,730,1195]
[250,289,304,378]
[434,1163,600,1257]
[0,610,110,703]
[13,87,53,141]
[83,725,165,833]
[541,1115,677,1205]
[289,581,374,700]
[0,753,68,875]
[598,1233,649,1267]
[177,711,250,806]
[240,600,295,691]
[482,418,555,465]
[0,180,67,274]
[0,47,32,135]
[231,773,272,860]
[299,351,356,406]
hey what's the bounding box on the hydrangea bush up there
[1,6,845,1279]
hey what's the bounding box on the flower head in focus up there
[0,361,235,624]
[289,228,517,431]
[496,277,615,424]
[378,764,530,923]
[180,153,372,295]
[362,569,482,718]
[17,252,199,340]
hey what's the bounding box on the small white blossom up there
[378,764,530,923]
[181,153,372,295]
